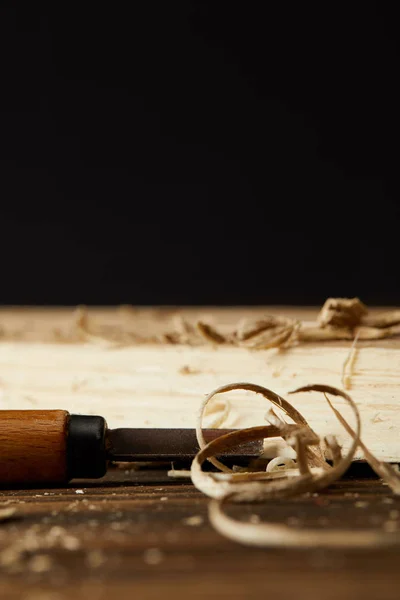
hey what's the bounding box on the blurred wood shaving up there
[318,297,368,328]
[196,321,226,344]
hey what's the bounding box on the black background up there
[0,2,398,305]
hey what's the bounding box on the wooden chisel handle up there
[0,410,107,486]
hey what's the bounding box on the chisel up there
[0,411,262,486]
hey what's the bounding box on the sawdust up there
[0,524,81,572]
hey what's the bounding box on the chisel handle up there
[0,410,107,486]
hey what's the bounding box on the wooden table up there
[1,468,399,600]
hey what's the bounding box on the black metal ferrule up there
[67,415,108,479]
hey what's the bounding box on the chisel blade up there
[107,428,263,462]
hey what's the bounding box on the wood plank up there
[0,307,399,461]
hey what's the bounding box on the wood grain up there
[0,410,69,485]
[0,470,400,600]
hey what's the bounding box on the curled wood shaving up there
[190,382,400,548]
[192,383,361,503]
[208,496,398,548]
[205,398,231,429]
[318,297,368,328]
[195,383,326,474]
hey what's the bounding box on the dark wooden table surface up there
[1,468,400,600]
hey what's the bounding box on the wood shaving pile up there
[59,297,400,349]
[190,382,400,548]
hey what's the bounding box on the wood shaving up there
[208,496,398,548]
[356,324,400,339]
[236,316,300,350]
[195,382,326,474]
[236,316,295,341]
[341,332,360,389]
[205,398,231,429]
[363,310,400,328]
[324,434,342,465]
[196,321,226,344]
[298,326,354,342]
[318,297,368,328]
[190,381,400,548]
